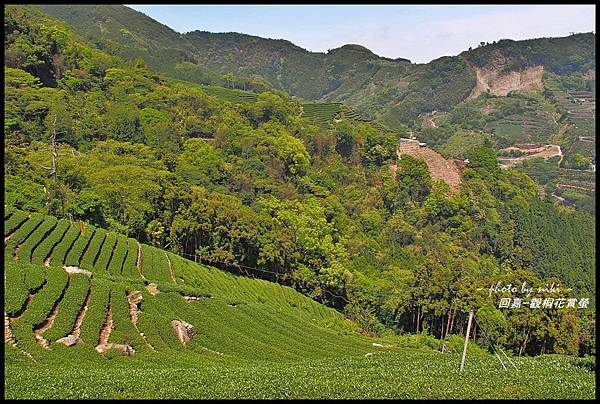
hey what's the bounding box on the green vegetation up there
[48,225,81,267]
[4,209,596,399]
[10,267,69,354]
[4,210,29,235]
[44,274,90,343]
[64,225,96,267]
[107,236,129,276]
[94,232,117,273]
[5,213,45,258]
[14,216,57,262]
[122,238,140,278]
[141,245,172,283]
[31,219,70,264]
[80,228,107,271]
[301,103,343,127]
[3,5,596,399]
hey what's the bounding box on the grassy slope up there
[3,209,596,399]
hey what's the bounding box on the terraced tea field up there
[302,103,344,127]
[199,84,258,103]
[4,209,595,399]
[549,89,596,160]
[302,102,391,132]
[485,111,559,146]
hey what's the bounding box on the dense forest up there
[4,5,595,358]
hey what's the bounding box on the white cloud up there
[369,6,595,63]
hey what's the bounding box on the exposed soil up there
[56,282,92,346]
[183,296,202,302]
[97,293,113,347]
[498,144,562,169]
[127,290,155,350]
[33,274,71,349]
[64,266,93,277]
[397,140,462,193]
[469,64,544,99]
[145,283,159,296]
[94,292,134,355]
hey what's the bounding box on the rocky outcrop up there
[127,291,144,326]
[171,320,196,345]
[95,342,135,355]
[64,266,93,277]
[56,334,79,347]
[5,312,16,346]
[145,283,159,295]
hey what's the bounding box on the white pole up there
[499,347,518,370]
[495,352,507,370]
[460,310,474,372]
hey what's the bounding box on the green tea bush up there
[11,267,69,353]
[16,217,57,262]
[108,236,129,276]
[31,220,70,264]
[122,238,140,279]
[45,274,91,342]
[65,225,96,267]
[78,279,111,346]
[94,232,117,273]
[4,210,29,235]
[5,213,45,257]
[80,228,107,271]
[48,225,81,266]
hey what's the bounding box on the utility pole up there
[460,310,474,372]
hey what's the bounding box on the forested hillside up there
[4,3,595,354]
[35,5,596,213]
[37,5,594,124]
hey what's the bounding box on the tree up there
[395,155,432,203]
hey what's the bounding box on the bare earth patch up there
[397,140,463,193]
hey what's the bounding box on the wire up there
[473,313,516,370]
[174,251,350,303]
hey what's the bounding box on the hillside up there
[4,209,370,359]
[4,209,596,399]
[36,5,594,123]
[4,5,597,399]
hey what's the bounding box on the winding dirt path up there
[35,275,71,349]
[498,144,562,169]
[127,290,155,351]
[56,282,92,346]
[136,241,146,280]
[166,253,176,283]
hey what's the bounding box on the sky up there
[127,5,595,64]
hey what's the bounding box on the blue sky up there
[127,5,595,64]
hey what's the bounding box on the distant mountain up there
[37,5,595,130]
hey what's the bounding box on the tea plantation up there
[4,210,595,399]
